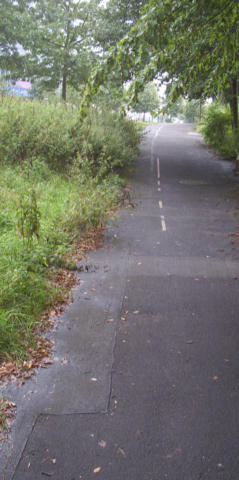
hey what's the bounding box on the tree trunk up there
[62,73,67,101]
[199,100,202,121]
[229,78,238,133]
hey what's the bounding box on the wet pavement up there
[1,124,239,480]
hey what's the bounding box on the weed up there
[16,189,41,242]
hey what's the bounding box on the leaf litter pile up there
[0,397,17,441]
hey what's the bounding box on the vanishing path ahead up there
[5,124,239,479]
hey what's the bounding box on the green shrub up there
[0,166,123,360]
[0,96,140,174]
[0,97,141,361]
[200,103,237,159]
[75,109,141,177]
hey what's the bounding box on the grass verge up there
[0,165,122,363]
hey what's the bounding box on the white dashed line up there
[154,138,166,231]
[160,215,167,231]
[157,157,160,179]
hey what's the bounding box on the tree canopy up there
[81,0,239,127]
[0,0,26,73]
[23,0,100,100]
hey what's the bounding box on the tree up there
[0,0,27,74]
[132,82,159,117]
[183,100,201,123]
[95,0,148,50]
[81,0,239,133]
[23,0,100,100]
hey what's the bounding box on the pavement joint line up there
[160,215,167,231]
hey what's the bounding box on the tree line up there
[1,0,238,133]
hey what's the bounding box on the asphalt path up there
[2,124,239,480]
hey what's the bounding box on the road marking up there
[158,187,161,192]
[161,215,167,231]
[159,201,163,209]
[157,157,160,179]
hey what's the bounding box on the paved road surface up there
[1,124,239,480]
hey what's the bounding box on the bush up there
[78,110,140,177]
[0,97,141,361]
[0,97,80,170]
[200,103,237,159]
[0,96,140,174]
[0,166,123,360]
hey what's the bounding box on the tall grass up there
[0,96,140,173]
[0,96,141,361]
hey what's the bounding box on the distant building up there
[8,80,34,97]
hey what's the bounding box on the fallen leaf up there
[93,467,102,474]
[91,377,98,382]
[52,459,56,464]
[98,440,106,448]
[133,310,139,314]
[44,360,53,365]
[116,447,126,457]
[60,358,68,366]
[213,376,219,381]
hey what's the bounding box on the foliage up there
[200,103,238,159]
[0,0,26,73]
[0,165,122,360]
[16,189,41,242]
[183,100,201,123]
[0,96,80,169]
[17,0,100,100]
[132,82,159,114]
[78,109,141,177]
[0,96,141,361]
[95,0,148,49]
[80,0,239,120]
[0,96,140,174]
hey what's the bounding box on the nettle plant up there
[16,189,41,243]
